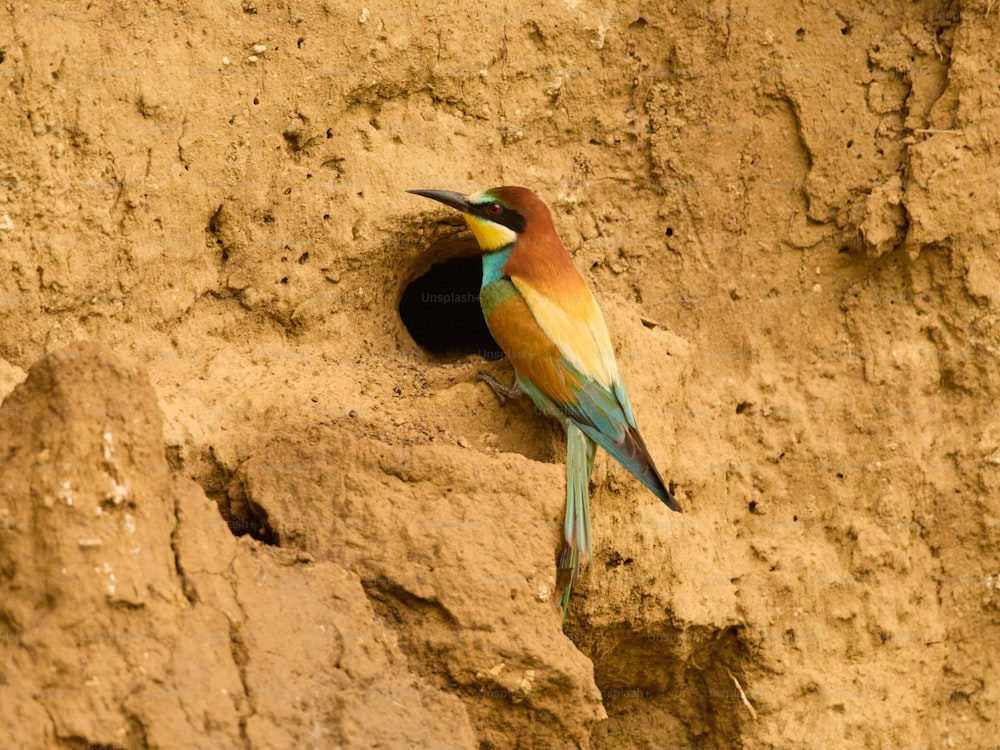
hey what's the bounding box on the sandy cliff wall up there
[1,1,998,747]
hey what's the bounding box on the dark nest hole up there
[218,477,279,546]
[399,234,503,361]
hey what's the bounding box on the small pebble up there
[252,43,267,54]
[247,55,258,63]
[222,56,230,65]
[457,436,470,448]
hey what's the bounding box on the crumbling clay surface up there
[0,343,475,749]
[2,1,999,748]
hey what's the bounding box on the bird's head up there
[407,186,550,253]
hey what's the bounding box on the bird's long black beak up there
[407,189,472,214]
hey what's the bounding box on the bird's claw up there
[476,371,522,406]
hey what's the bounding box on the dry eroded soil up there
[2,1,1000,748]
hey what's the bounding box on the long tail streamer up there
[558,422,597,617]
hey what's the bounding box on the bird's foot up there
[476,371,522,406]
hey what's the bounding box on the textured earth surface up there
[2,1,999,748]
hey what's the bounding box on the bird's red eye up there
[487,202,502,216]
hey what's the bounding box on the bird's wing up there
[509,275,633,430]
[484,278,631,439]
[498,276,680,511]
[509,276,626,411]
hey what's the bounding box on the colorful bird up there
[408,186,682,614]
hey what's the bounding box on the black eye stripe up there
[474,202,526,233]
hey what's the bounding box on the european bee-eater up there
[408,186,682,614]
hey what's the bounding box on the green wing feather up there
[506,277,679,511]
[558,360,680,511]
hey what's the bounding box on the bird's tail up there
[557,423,596,618]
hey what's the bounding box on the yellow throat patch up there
[463,214,517,252]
